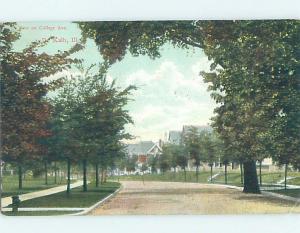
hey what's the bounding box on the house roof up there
[182,125,212,134]
[126,141,156,155]
[168,131,182,144]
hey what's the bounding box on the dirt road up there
[90,181,300,215]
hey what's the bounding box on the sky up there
[14,22,216,143]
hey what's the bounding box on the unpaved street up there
[90,181,300,215]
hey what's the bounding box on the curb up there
[68,185,123,216]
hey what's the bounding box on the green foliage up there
[158,148,171,173]
[77,21,199,64]
[201,21,300,168]
[182,127,204,167]
[201,132,218,166]
[124,155,137,172]
[147,154,158,173]
[159,143,187,172]
[79,20,300,175]
[1,22,82,165]
[48,64,136,171]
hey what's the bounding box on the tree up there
[0,23,82,189]
[161,143,186,179]
[292,154,300,171]
[176,152,188,182]
[183,127,204,182]
[158,148,171,174]
[48,91,82,194]
[50,64,136,191]
[125,155,137,174]
[202,132,218,183]
[77,20,300,194]
[77,21,198,64]
[220,140,234,185]
[201,21,300,193]
[148,154,158,174]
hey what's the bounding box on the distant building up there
[182,125,212,137]
[126,141,162,171]
[165,125,212,145]
[167,130,182,145]
[126,141,162,158]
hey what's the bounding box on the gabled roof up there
[146,143,162,154]
[126,141,156,155]
[168,131,182,144]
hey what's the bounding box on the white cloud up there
[191,56,212,76]
[121,60,216,142]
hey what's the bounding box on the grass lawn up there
[260,172,284,184]
[111,171,216,183]
[286,176,300,185]
[110,170,242,185]
[259,172,300,186]
[213,171,242,186]
[110,170,300,187]
[8,181,120,208]
[2,210,80,216]
[1,175,70,197]
[270,189,300,198]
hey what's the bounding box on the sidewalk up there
[1,181,86,208]
[260,183,300,191]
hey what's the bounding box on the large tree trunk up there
[240,162,244,185]
[183,167,187,182]
[224,163,228,184]
[67,158,71,195]
[18,164,23,190]
[83,159,88,192]
[95,163,99,187]
[243,160,260,194]
[284,163,288,190]
[259,160,262,186]
[44,161,48,185]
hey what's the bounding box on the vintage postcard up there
[0,20,299,216]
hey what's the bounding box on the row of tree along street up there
[1,23,135,194]
[1,21,299,195]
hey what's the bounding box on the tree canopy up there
[77,20,300,193]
